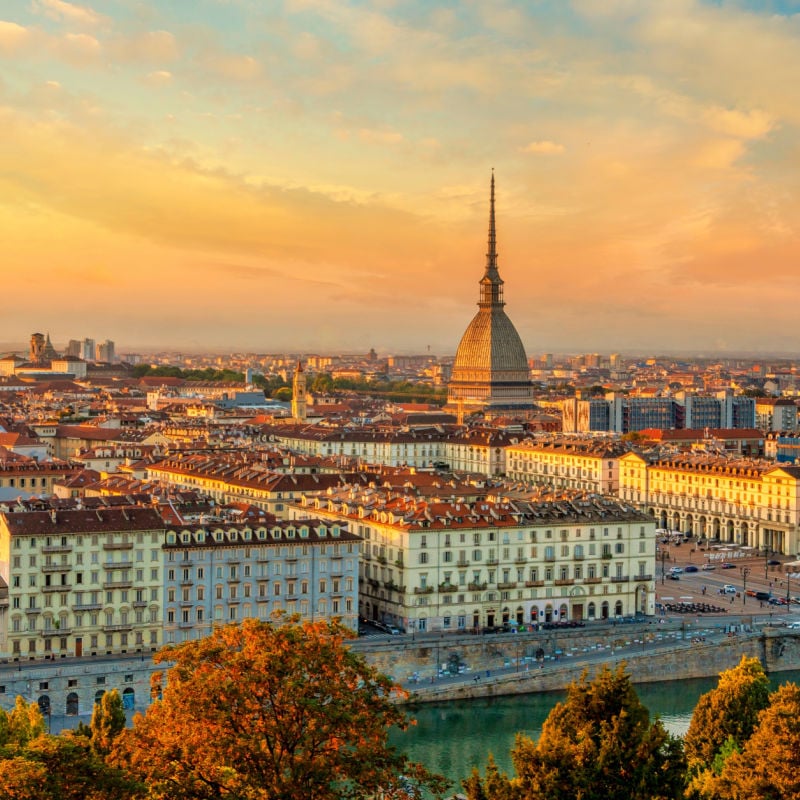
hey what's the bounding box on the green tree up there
[0,697,46,750]
[509,664,685,800]
[113,617,448,800]
[711,682,800,799]
[684,656,770,771]
[273,386,292,402]
[90,689,127,756]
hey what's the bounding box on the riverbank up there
[353,620,800,704]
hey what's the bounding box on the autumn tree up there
[710,682,800,799]
[508,664,685,800]
[462,754,514,800]
[684,655,770,772]
[113,617,448,800]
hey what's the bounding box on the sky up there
[1,0,799,358]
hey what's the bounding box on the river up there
[393,669,800,793]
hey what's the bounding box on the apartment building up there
[505,437,626,494]
[161,518,360,642]
[619,451,800,555]
[0,506,165,661]
[291,487,656,633]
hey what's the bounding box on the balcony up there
[385,582,406,593]
[584,577,602,584]
[132,600,147,608]
[573,553,585,561]
[498,581,517,590]
[103,580,133,590]
[554,579,574,586]
[42,563,71,573]
[514,556,527,564]
[610,576,630,583]
[42,584,71,593]
[438,583,457,593]
[635,574,654,581]
[601,553,613,560]
[103,623,133,632]
[413,586,434,595]
[103,562,131,570]
[525,580,544,587]
[486,558,499,566]
[544,555,556,562]
[103,542,133,551]
[467,582,487,591]
[42,545,72,554]
[456,560,469,567]
[74,602,102,611]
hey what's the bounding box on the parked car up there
[685,565,699,573]
[722,585,737,594]
[701,564,716,571]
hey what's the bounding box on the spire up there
[486,169,497,275]
[479,169,504,308]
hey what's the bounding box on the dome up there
[452,306,530,378]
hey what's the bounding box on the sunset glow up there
[2,1,799,355]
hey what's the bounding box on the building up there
[756,397,798,432]
[292,487,656,633]
[96,340,115,363]
[161,518,360,643]
[446,174,533,419]
[0,506,165,661]
[618,451,800,555]
[505,437,627,494]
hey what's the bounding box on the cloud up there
[56,31,101,64]
[144,70,173,87]
[33,0,106,29]
[0,20,31,53]
[520,140,565,155]
[204,53,261,81]
[113,29,179,63]
[703,106,774,140]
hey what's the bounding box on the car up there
[722,585,737,594]
[768,559,781,566]
[670,567,684,574]
[386,625,402,635]
[685,565,699,573]
[768,597,786,606]
[755,591,771,601]
[721,562,736,569]
[787,621,800,629]
[701,564,716,571]
[667,573,680,581]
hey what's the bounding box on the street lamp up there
[741,566,750,607]
[764,544,770,581]
[660,548,667,585]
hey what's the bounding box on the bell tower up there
[292,361,307,422]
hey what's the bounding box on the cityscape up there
[3,0,800,797]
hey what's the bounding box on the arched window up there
[66,692,79,716]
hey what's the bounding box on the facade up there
[162,519,359,642]
[446,174,533,418]
[619,452,800,555]
[292,488,656,633]
[0,507,165,661]
[505,437,627,494]
[563,392,756,434]
[756,398,798,432]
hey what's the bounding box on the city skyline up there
[2,1,799,355]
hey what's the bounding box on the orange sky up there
[1,1,799,356]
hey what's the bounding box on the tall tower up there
[292,361,307,422]
[447,172,533,417]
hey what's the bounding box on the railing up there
[467,582,487,591]
[103,542,134,550]
[438,583,457,593]
[636,574,654,581]
[610,576,630,583]
[42,563,71,573]
[42,584,71,593]
[583,577,602,584]
[103,623,133,632]
[456,560,469,567]
[554,579,574,586]
[103,580,133,589]
[42,545,72,554]
[414,586,434,595]
[525,580,544,587]
[74,602,102,611]
[498,582,517,590]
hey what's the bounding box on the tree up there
[509,664,685,800]
[462,754,514,800]
[0,697,46,751]
[113,617,448,800]
[90,689,127,756]
[711,682,800,799]
[684,656,770,771]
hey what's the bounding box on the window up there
[418,552,428,565]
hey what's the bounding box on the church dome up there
[447,173,533,414]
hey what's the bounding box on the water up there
[393,669,800,792]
